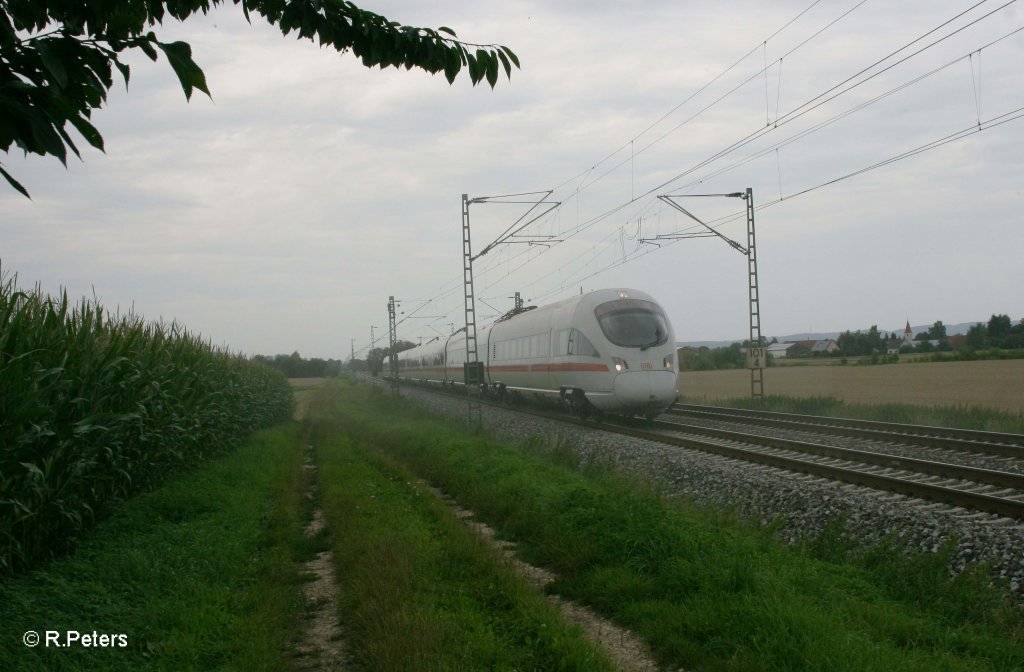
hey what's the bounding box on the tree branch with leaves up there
[0,0,519,197]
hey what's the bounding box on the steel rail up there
[373,378,1024,519]
[653,417,1024,489]
[484,403,1024,520]
[670,404,1024,458]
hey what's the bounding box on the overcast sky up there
[3,0,1022,359]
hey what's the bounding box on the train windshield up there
[594,299,669,349]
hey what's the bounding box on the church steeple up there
[903,320,913,341]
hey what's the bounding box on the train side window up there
[570,329,600,357]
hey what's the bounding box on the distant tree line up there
[964,314,1024,350]
[837,326,886,357]
[832,316,1023,357]
[678,340,778,372]
[252,352,344,378]
[679,314,1022,371]
[367,341,417,376]
[679,343,747,371]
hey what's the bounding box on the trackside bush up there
[0,271,294,574]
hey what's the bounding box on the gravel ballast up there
[390,383,1024,606]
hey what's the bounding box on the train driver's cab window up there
[555,329,570,355]
[594,299,669,349]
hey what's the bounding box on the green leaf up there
[0,164,31,199]
[67,114,105,152]
[474,49,490,85]
[500,45,520,68]
[466,52,480,83]
[54,124,82,160]
[113,59,130,88]
[484,52,498,88]
[443,48,460,84]
[437,26,457,37]
[29,117,67,165]
[156,41,210,101]
[137,39,158,62]
[497,50,512,79]
[35,41,68,89]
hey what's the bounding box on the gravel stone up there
[386,381,1024,608]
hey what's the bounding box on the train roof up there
[390,288,664,361]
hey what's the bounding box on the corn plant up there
[0,269,294,574]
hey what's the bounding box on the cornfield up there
[0,270,294,574]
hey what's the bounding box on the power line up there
[550,0,835,196]
[383,2,1021,346]
[533,105,1024,301]
[543,0,1016,249]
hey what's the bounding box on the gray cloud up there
[2,1,1022,358]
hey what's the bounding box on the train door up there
[547,299,578,392]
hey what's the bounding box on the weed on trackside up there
[320,378,1024,672]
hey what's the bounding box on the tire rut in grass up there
[294,448,348,671]
[425,483,666,672]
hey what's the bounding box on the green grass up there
[0,424,308,671]
[2,383,620,672]
[7,376,1019,670]
[319,379,1024,672]
[696,394,1024,434]
[304,393,615,671]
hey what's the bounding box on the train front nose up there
[612,370,677,415]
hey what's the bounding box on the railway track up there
[490,399,1024,520]
[670,403,1024,458]
[373,377,1024,520]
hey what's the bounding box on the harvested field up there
[680,359,1024,412]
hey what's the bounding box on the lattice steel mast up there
[387,295,399,395]
[461,194,483,425]
[648,188,764,401]
[742,189,764,400]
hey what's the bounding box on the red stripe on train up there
[401,362,610,374]
[530,363,610,372]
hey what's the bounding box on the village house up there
[767,339,838,359]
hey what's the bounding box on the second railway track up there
[485,397,1024,520]
[372,377,1024,520]
[378,377,1024,608]
[671,403,1024,457]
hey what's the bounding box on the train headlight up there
[612,357,628,372]
[663,354,675,370]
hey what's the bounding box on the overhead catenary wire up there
[387,1,1021,347]
[386,0,851,338]
[550,0,829,196]
[558,0,1016,250]
[536,105,1024,301]
[570,0,872,199]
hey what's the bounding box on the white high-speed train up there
[383,288,678,418]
